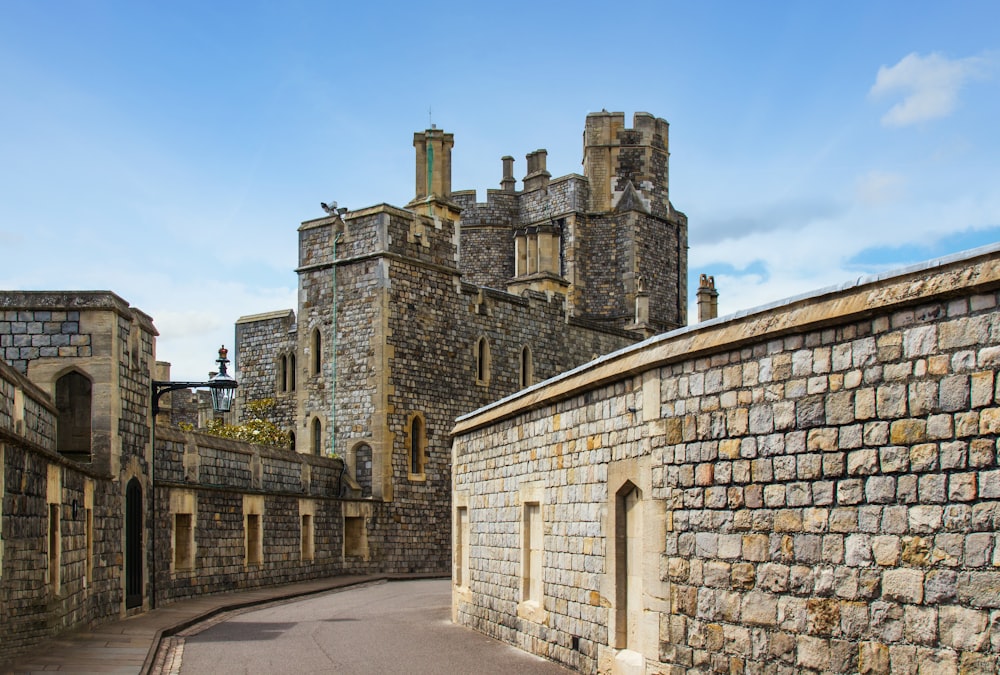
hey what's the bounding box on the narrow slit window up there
[48,503,61,591]
[408,415,425,477]
[522,502,542,605]
[311,328,322,375]
[311,418,322,456]
[476,337,490,385]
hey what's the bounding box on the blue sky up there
[1,1,998,379]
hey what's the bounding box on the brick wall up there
[452,246,1000,674]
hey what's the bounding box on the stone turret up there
[583,111,670,218]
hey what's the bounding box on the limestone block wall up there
[0,360,122,667]
[452,246,1000,675]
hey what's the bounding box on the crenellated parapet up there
[583,110,671,218]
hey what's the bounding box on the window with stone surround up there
[310,328,322,376]
[173,513,194,570]
[55,370,92,462]
[614,481,642,650]
[344,516,366,557]
[406,413,427,479]
[519,346,533,389]
[243,495,264,567]
[277,353,297,394]
[522,503,542,604]
[475,337,491,385]
[49,503,61,591]
[47,465,61,594]
[84,506,93,586]
[310,417,322,456]
[517,482,546,624]
[301,514,314,561]
[454,505,469,588]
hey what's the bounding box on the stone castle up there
[0,111,692,665]
[6,109,994,674]
[234,111,689,570]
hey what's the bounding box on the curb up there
[140,574,448,674]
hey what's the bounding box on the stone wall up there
[0,359,123,666]
[235,310,297,435]
[239,203,643,575]
[152,426,367,604]
[0,307,90,374]
[451,246,1000,674]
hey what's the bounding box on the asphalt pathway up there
[171,579,571,675]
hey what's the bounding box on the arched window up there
[408,414,426,477]
[289,431,296,452]
[311,418,322,456]
[56,370,92,462]
[615,481,642,650]
[288,354,296,391]
[311,328,322,376]
[475,337,490,385]
[519,345,533,389]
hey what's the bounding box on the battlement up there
[583,110,671,216]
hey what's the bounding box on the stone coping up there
[235,308,295,324]
[0,290,157,334]
[453,242,1000,436]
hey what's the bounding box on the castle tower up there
[583,111,670,218]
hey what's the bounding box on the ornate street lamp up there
[152,345,239,415]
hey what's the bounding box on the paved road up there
[170,579,571,674]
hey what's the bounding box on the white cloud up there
[870,52,990,127]
[690,185,1000,325]
[144,281,298,381]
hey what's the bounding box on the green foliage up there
[199,398,290,448]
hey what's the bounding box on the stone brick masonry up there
[452,246,1000,674]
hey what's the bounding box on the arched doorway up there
[125,478,143,609]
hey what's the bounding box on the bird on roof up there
[321,201,337,214]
